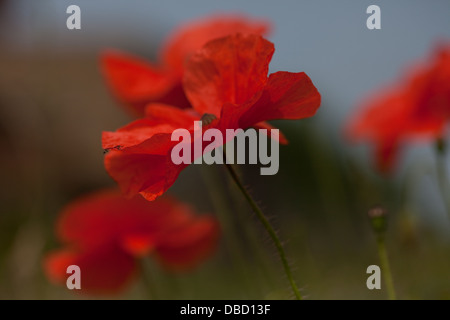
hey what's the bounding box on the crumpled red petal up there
[238,71,321,128]
[183,33,274,117]
[103,104,200,201]
[104,143,186,201]
[101,50,179,116]
[162,15,270,76]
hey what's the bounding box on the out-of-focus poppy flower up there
[346,45,450,173]
[43,189,219,295]
[101,15,270,116]
[103,34,321,201]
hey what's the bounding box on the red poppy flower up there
[346,44,450,173]
[103,34,321,201]
[101,15,270,116]
[43,189,219,295]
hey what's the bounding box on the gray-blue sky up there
[3,0,450,127]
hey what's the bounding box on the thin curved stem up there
[376,236,397,300]
[224,162,302,300]
[139,259,157,300]
[199,165,257,294]
[368,207,397,300]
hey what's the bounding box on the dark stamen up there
[201,113,217,126]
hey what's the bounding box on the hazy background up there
[3,0,450,124]
[0,0,450,299]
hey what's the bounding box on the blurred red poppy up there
[346,45,450,172]
[43,189,219,295]
[103,34,321,201]
[101,14,270,116]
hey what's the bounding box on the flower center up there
[201,113,217,126]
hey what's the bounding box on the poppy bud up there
[368,205,388,235]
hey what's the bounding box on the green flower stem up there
[139,259,157,300]
[435,138,450,220]
[199,165,257,294]
[376,235,397,300]
[224,165,278,291]
[223,162,302,300]
[368,207,397,300]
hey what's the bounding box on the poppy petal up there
[346,87,411,142]
[101,50,176,116]
[144,103,200,127]
[57,190,166,247]
[43,250,78,284]
[104,139,187,201]
[45,190,220,294]
[121,235,156,257]
[57,189,211,250]
[183,34,274,117]
[162,15,270,75]
[238,71,321,128]
[43,246,137,295]
[156,216,220,271]
[103,104,199,151]
[253,121,288,145]
[102,120,174,151]
[345,44,450,173]
[374,139,400,174]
